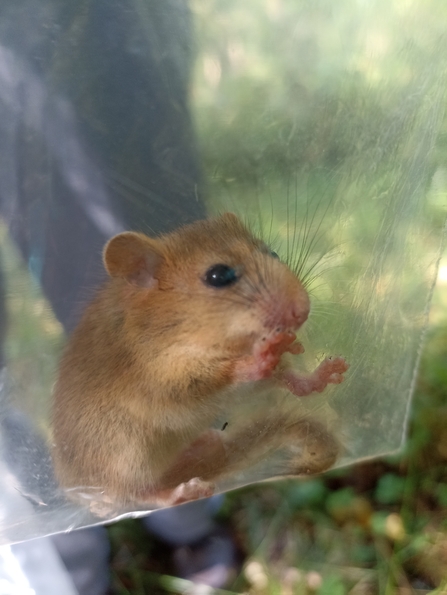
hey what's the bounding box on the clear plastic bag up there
[0,0,446,544]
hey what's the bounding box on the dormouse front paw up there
[233,330,303,383]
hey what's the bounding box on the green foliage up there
[318,574,348,595]
[192,0,447,187]
[374,474,406,505]
[434,483,447,508]
[325,487,357,513]
[285,478,328,509]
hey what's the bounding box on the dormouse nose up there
[282,301,308,330]
[291,303,309,328]
[288,286,310,329]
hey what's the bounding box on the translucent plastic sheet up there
[0,0,446,544]
[0,538,77,595]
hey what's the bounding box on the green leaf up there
[374,474,406,505]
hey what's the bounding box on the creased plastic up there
[0,0,445,544]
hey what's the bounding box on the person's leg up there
[142,498,221,546]
[51,528,111,595]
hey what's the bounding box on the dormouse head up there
[103,213,310,340]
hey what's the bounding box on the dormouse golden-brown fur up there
[52,213,348,507]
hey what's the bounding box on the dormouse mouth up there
[260,328,302,358]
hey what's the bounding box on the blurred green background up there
[190,0,447,467]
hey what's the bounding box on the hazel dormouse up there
[52,213,348,508]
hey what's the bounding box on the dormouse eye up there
[204,264,238,288]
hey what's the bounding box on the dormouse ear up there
[103,232,163,288]
[220,212,240,226]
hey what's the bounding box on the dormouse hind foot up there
[164,478,215,506]
[138,478,215,507]
[282,420,339,476]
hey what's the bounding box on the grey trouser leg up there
[51,528,111,595]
